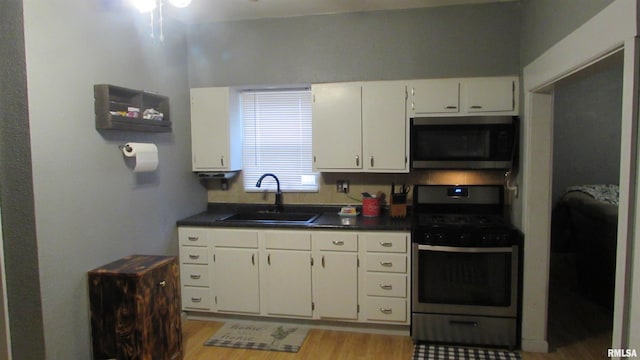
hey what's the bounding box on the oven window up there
[417,249,511,307]
[413,127,490,160]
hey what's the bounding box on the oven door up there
[412,243,518,317]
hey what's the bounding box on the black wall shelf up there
[94,84,171,132]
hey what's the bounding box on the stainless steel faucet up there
[256,173,283,212]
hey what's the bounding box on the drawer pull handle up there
[445,105,458,109]
[189,254,200,260]
[380,308,393,314]
[470,105,483,109]
[188,236,199,241]
[380,261,393,267]
[332,240,344,246]
[450,320,479,327]
[379,242,392,247]
[191,297,202,303]
[379,284,393,290]
[190,274,201,280]
[159,280,166,287]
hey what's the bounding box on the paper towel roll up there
[122,142,158,172]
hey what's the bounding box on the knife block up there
[390,194,407,218]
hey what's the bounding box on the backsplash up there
[207,170,507,206]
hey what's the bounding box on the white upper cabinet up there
[408,79,460,115]
[190,87,242,172]
[408,76,518,117]
[362,81,408,172]
[312,81,408,173]
[312,83,363,171]
[463,77,517,113]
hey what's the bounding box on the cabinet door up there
[362,82,408,172]
[463,77,515,113]
[314,252,358,320]
[213,248,260,314]
[312,83,362,170]
[265,250,312,317]
[190,87,230,171]
[143,260,183,359]
[409,79,460,115]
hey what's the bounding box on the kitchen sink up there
[218,211,320,224]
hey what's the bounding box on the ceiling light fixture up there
[131,0,192,41]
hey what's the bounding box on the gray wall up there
[17,0,206,358]
[520,0,615,66]
[187,2,521,87]
[0,0,46,358]
[552,56,623,205]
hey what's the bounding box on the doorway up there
[520,0,638,352]
[547,51,623,355]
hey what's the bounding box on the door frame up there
[520,0,639,352]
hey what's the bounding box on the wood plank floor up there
[183,255,612,359]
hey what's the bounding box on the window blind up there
[242,89,317,192]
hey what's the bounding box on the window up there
[242,89,317,192]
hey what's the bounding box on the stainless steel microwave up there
[410,116,518,170]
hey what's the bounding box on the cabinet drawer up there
[210,229,258,248]
[179,227,208,247]
[180,264,209,287]
[365,297,407,322]
[265,231,311,250]
[366,254,407,273]
[366,273,406,298]
[182,287,211,310]
[363,233,407,253]
[314,232,358,252]
[180,246,209,265]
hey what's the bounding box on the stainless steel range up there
[411,185,520,348]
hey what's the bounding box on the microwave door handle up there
[417,244,514,253]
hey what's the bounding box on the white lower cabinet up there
[211,229,260,314]
[178,228,212,311]
[178,227,410,327]
[263,230,313,318]
[361,232,410,324]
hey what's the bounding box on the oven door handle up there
[417,244,514,253]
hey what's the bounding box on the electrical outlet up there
[337,180,349,193]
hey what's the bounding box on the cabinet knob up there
[159,280,166,287]
[252,253,255,265]
[191,297,202,303]
[380,261,393,267]
[470,105,483,109]
[188,236,199,241]
[355,155,360,167]
[220,156,225,166]
[379,284,393,290]
[332,240,344,246]
[370,156,374,167]
[379,308,393,314]
[190,274,201,280]
[379,242,392,247]
[445,105,457,109]
[267,253,271,266]
[321,255,325,268]
[189,254,200,260]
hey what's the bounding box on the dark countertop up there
[177,203,413,231]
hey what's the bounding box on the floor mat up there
[413,344,521,360]
[204,321,309,353]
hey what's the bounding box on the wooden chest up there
[88,255,183,360]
